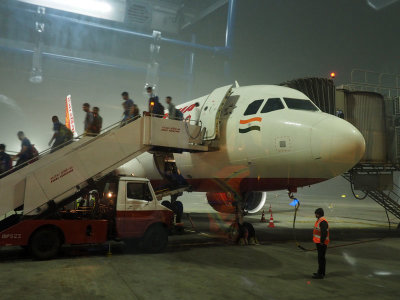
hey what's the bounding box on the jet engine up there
[206,191,267,214]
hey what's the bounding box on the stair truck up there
[0,116,206,259]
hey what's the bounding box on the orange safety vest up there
[313,217,330,245]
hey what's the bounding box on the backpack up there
[91,116,102,134]
[31,145,39,157]
[60,124,73,141]
[154,101,165,116]
[175,109,183,120]
[0,153,12,173]
[29,145,39,163]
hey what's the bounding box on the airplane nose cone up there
[311,116,365,176]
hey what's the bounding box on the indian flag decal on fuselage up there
[239,117,262,133]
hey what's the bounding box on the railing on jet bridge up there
[349,69,400,98]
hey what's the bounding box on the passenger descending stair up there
[342,163,400,221]
[0,116,207,218]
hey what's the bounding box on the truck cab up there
[108,177,174,241]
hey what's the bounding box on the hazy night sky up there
[0,0,399,151]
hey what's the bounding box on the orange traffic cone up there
[260,210,267,223]
[268,212,275,228]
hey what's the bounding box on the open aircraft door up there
[199,84,233,140]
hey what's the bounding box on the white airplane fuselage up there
[120,85,365,195]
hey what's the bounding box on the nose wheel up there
[228,198,258,245]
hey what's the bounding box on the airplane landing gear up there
[228,197,258,245]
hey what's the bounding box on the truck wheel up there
[140,224,168,253]
[29,228,61,260]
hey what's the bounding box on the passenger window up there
[243,99,264,115]
[126,183,152,201]
[261,98,284,113]
[283,98,319,111]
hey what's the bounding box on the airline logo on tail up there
[65,95,78,138]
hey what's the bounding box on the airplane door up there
[200,84,233,140]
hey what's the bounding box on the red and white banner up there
[65,95,78,138]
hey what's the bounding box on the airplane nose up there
[311,116,365,175]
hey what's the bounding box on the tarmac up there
[0,176,399,300]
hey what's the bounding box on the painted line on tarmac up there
[185,229,221,239]
[293,219,389,227]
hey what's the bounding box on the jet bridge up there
[0,116,206,218]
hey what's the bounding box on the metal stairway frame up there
[342,163,400,220]
[0,116,207,219]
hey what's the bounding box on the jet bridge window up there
[261,98,285,113]
[283,98,319,111]
[127,182,152,201]
[244,99,264,115]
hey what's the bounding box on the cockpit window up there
[283,98,319,111]
[261,98,285,113]
[243,99,264,115]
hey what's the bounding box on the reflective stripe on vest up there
[313,217,330,245]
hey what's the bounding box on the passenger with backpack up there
[49,116,73,153]
[165,96,183,120]
[14,131,34,167]
[121,91,134,122]
[82,103,95,136]
[146,86,164,118]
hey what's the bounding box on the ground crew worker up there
[82,103,95,136]
[121,92,134,122]
[92,107,103,134]
[312,208,329,279]
[0,144,12,174]
[48,116,73,152]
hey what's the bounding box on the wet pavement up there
[1,179,399,300]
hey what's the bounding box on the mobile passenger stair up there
[342,163,400,226]
[0,116,207,232]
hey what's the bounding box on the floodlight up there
[18,0,126,22]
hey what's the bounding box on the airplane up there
[116,84,365,228]
[67,83,365,239]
